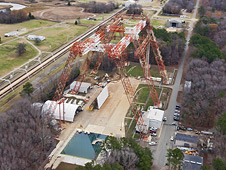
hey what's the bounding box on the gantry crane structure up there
[49,13,169,139]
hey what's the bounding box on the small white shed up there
[4,31,18,37]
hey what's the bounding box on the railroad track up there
[0,8,126,99]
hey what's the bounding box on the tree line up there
[77,1,119,13]
[0,9,34,24]
[163,0,195,14]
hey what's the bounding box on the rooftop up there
[144,106,164,122]
[168,18,184,23]
[183,154,203,170]
[176,133,198,144]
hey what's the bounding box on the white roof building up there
[42,100,82,122]
[137,106,164,131]
[4,31,18,37]
[27,35,45,41]
[70,81,91,93]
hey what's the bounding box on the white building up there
[141,106,164,130]
[96,86,109,109]
[4,31,18,37]
[27,35,45,41]
[70,81,91,94]
[42,100,82,122]
[125,0,136,7]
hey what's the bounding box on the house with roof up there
[166,18,185,28]
[4,31,18,37]
[175,133,198,148]
[182,154,203,170]
[27,35,45,41]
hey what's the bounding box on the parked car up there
[175,109,180,113]
[176,105,180,109]
[174,116,179,121]
[187,128,193,131]
[151,133,157,137]
[163,117,167,122]
[174,113,180,116]
[149,142,157,146]
[172,122,177,126]
[170,136,174,141]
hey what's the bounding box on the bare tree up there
[0,99,56,170]
[17,43,26,56]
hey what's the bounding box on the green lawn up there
[31,25,88,52]
[151,19,166,27]
[135,84,162,110]
[126,63,161,77]
[0,40,38,77]
[0,20,56,43]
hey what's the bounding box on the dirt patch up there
[32,6,95,21]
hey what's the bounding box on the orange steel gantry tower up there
[50,14,169,139]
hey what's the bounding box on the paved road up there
[152,0,200,168]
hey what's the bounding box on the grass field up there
[126,63,161,77]
[151,19,167,27]
[0,20,56,43]
[0,39,38,77]
[31,25,89,52]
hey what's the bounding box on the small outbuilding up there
[4,31,18,37]
[27,35,45,41]
[182,154,203,170]
[175,133,198,148]
[42,100,82,122]
[166,18,185,28]
[70,81,91,94]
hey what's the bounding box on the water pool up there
[61,132,107,160]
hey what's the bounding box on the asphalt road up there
[152,0,200,168]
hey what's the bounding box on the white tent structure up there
[42,100,82,122]
[70,81,91,93]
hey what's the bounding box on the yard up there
[126,62,161,77]
[0,39,38,77]
[151,19,167,27]
[0,20,56,43]
[30,24,89,52]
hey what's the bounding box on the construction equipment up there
[49,13,168,139]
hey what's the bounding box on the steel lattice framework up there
[49,14,169,139]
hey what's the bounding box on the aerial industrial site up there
[0,0,225,169]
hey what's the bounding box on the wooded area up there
[182,59,226,127]
[163,0,195,14]
[0,9,30,24]
[150,28,185,66]
[77,1,118,13]
[0,99,56,169]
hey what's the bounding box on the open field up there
[0,39,38,77]
[30,24,88,52]
[0,20,55,43]
[126,62,175,78]
[151,19,167,27]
